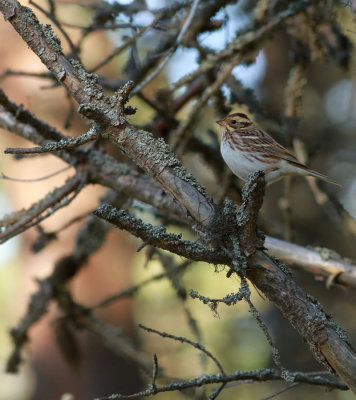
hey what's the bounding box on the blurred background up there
[0,0,356,399]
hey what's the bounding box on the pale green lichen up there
[90,153,131,177]
[231,236,247,273]
[42,24,62,53]
[70,59,106,101]
[312,246,340,261]
[18,6,40,30]
[236,171,265,227]
[0,208,28,229]
[270,256,293,277]
[117,128,207,196]
[327,319,349,343]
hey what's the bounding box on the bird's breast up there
[220,136,280,182]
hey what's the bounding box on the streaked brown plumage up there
[216,112,339,185]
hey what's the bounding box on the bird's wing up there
[240,127,308,168]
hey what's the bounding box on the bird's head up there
[216,113,252,131]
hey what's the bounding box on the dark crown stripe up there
[228,112,250,120]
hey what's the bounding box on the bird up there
[216,112,339,185]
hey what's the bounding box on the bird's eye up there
[231,120,237,124]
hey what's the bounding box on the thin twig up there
[0,163,73,182]
[208,383,227,400]
[62,22,137,30]
[93,262,189,309]
[89,23,153,73]
[97,368,347,399]
[241,277,290,380]
[130,0,201,96]
[259,383,299,400]
[152,354,159,386]
[5,127,99,155]
[139,323,226,376]
[171,54,242,153]
[29,0,79,59]
[0,172,86,244]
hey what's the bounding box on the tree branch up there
[265,237,356,289]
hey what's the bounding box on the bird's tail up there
[306,169,341,187]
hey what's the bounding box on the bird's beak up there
[216,119,225,127]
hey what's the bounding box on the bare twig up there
[29,0,79,59]
[0,163,73,182]
[89,17,159,73]
[0,89,64,143]
[139,323,225,375]
[260,383,299,400]
[94,262,189,309]
[170,53,242,153]
[130,0,201,96]
[0,172,85,244]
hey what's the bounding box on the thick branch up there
[103,125,218,225]
[265,237,356,289]
[248,253,356,392]
[237,171,265,255]
[93,204,228,265]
